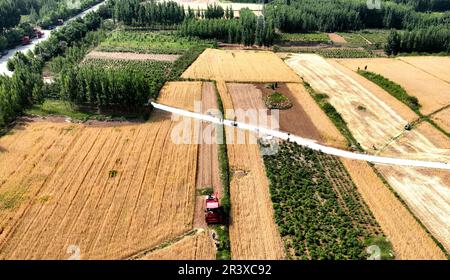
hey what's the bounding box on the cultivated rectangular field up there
[336,58,450,115]
[157,81,223,229]
[0,112,208,259]
[217,85,285,260]
[158,81,203,112]
[225,82,324,142]
[285,53,450,254]
[157,81,222,192]
[181,49,300,82]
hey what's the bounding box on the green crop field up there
[263,142,393,260]
[280,33,330,43]
[98,31,214,54]
[338,30,389,48]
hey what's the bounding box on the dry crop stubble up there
[225,127,285,259]
[158,81,203,112]
[398,56,450,84]
[336,58,450,115]
[196,82,222,195]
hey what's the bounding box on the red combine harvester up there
[205,194,224,224]
[21,36,30,45]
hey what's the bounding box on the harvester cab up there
[205,194,224,224]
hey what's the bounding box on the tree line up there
[56,42,209,110]
[392,0,450,12]
[112,0,186,26]
[1,8,107,130]
[265,0,450,32]
[59,60,165,109]
[179,8,275,47]
[111,0,237,26]
[0,52,44,128]
[385,26,450,54]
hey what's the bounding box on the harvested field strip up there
[328,60,418,124]
[197,82,222,194]
[86,51,180,62]
[286,54,407,150]
[356,70,449,137]
[376,165,450,254]
[341,159,446,259]
[336,58,450,115]
[380,122,450,162]
[227,83,267,113]
[398,56,450,84]
[181,49,300,82]
[0,111,201,259]
[357,70,420,113]
[225,128,285,259]
[216,81,235,120]
[216,79,284,259]
[264,142,388,260]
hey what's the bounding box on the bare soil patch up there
[255,83,322,141]
[328,33,347,44]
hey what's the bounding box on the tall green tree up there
[385,29,401,55]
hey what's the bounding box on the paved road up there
[0,1,105,76]
[151,102,450,170]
